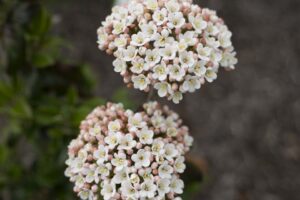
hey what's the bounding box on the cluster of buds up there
[65,102,193,200]
[97,0,238,103]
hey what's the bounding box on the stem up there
[146,86,154,102]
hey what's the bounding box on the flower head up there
[65,102,193,200]
[97,0,237,103]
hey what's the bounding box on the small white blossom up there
[118,134,137,150]
[105,132,122,149]
[167,12,185,29]
[140,181,157,198]
[112,152,128,171]
[170,177,184,194]
[137,128,154,144]
[181,75,201,93]
[157,178,170,196]
[174,156,186,173]
[179,51,195,68]
[153,8,168,25]
[93,145,108,164]
[132,74,150,90]
[132,149,151,168]
[158,162,173,179]
[164,143,178,160]
[101,182,116,200]
[205,67,218,83]
[152,62,169,81]
[131,32,149,46]
[145,0,159,10]
[145,49,161,67]
[169,64,185,81]
[154,82,171,97]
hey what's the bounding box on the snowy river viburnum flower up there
[65,101,193,200]
[97,0,238,103]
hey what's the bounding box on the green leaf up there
[9,98,32,119]
[32,52,55,68]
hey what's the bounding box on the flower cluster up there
[97,0,237,103]
[65,102,193,200]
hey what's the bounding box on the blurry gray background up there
[49,0,300,199]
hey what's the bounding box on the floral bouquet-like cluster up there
[97,0,237,103]
[65,102,193,200]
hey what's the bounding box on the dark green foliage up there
[0,1,104,199]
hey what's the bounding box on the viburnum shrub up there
[97,0,237,103]
[65,102,193,200]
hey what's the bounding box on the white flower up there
[167,12,185,29]
[157,178,170,196]
[132,74,150,90]
[74,174,85,188]
[140,181,157,198]
[96,163,111,178]
[83,166,99,183]
[153,8,168,25]
[108,120,121,132]
[132,149,151,168]
[145,0,159,10]
[166,127,178,137]
[114,35,127,48]
[118,134,136,150]
[166,0,180,13]
[154,29,173,47]
[128,113,146,131]
[93,145,108,164]
[169,176,184,194]
[205,67,217,83]
[105,131,122,149]
[112,168,129,184]
[218,30,232,48]
[205,36,220,49]
[130,174,140,184]
[177,40,188,52]
[169,64,185,81]
[158,162,173,179]
[151,139,165,155]
[112,6,128,20]
[137,127,154,144]
[221,51,238,69]
[131,32,149,46]
[112,20,126,35]
[179,51,195,68]
[79,190,92,200]
[145,49,161,67]
[128,2,144,16]
[179,31,197,46]
[190,60,207,77]
[139,168,154,181]
[113,58,127,75]
[140,22,157,40]
[197,43,212,61]
[189,15,207,33]
[210,50,222,65]
[184,135,193,147]
[164,143,178,160]
[152,62,169,81]
[131,57,146,74]
[123,46,138,61]
[121,181,138,198]
[171,91,183,104]
[154,82,171,97]
[112,152,128,171]
[206,22,219,36]
[159,44,177,61]
[101,182,116,200]
[181,75,201,93]
[174,156,186,173]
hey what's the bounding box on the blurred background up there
[0,0,300,199]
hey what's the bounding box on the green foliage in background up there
[0,0,106,199]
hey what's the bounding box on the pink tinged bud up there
[175,28,181,35]
[154,175,160,182]
[136,143,143,149]
[167,192,175,199]
[92,185,98,192]
[152,169,158,175]
[151,162,158,169]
